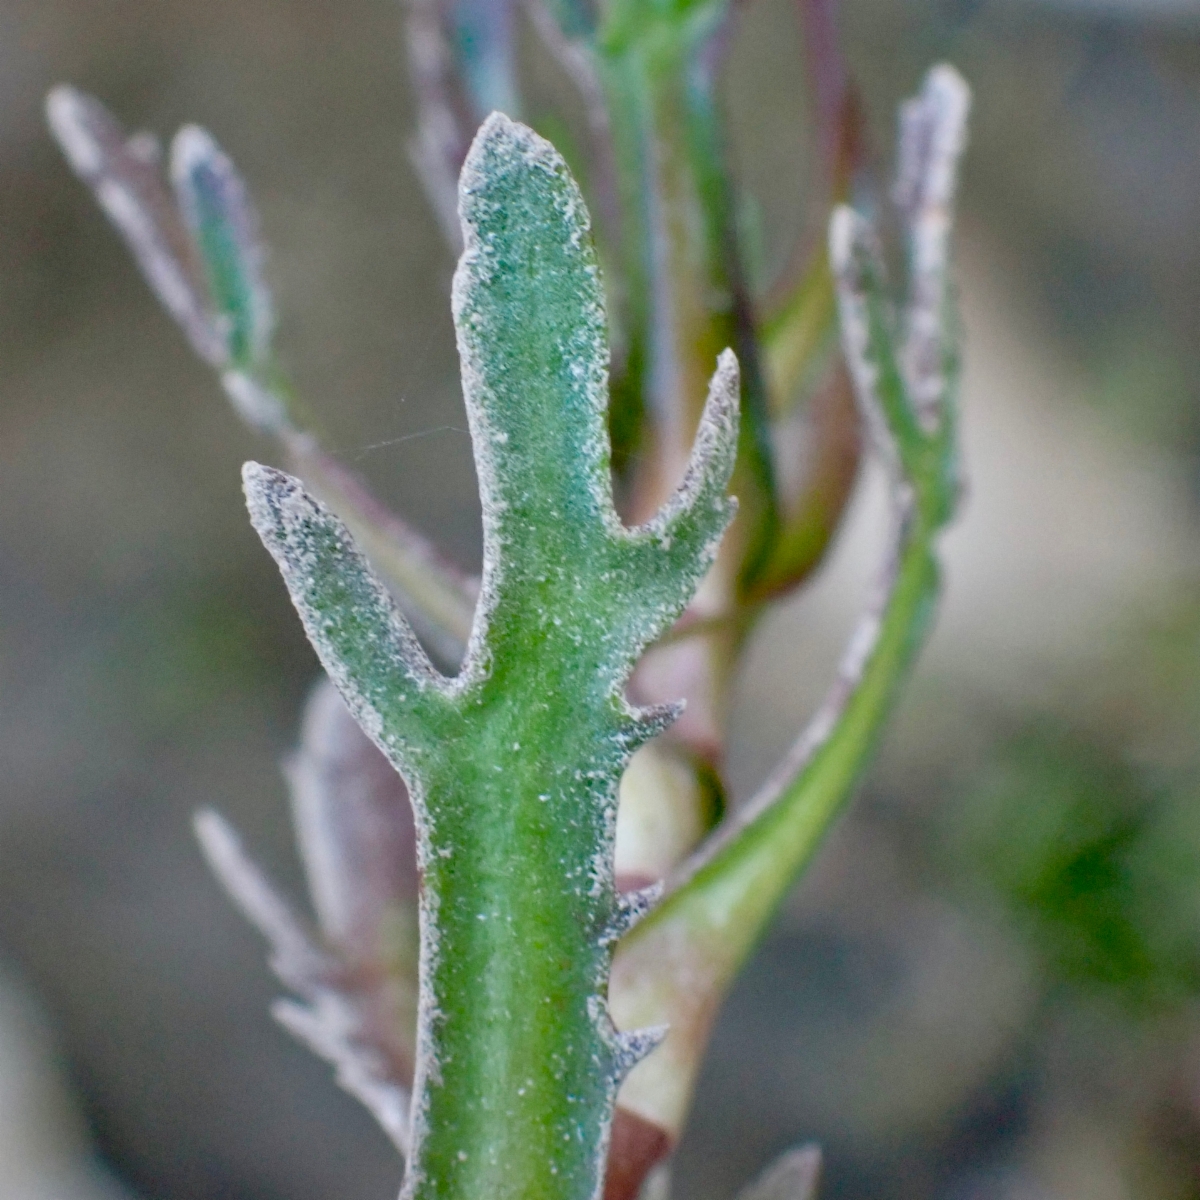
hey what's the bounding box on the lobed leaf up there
[454,114,737,677]
[241,113,739,1200]
[243,463,452,770]
[46,86,223,365]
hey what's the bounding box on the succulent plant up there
[48,10,969,1197]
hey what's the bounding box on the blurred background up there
[3,0,1200,1197]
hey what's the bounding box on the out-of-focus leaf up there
[171,125,289,431]
[194,807,413,1152]
[405,0,522,251]
[285,678,420,1053]
[46,86,223,365]
[607,67,969,1171]
[170,127,273,371]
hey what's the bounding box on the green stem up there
[672,507,937,924]
[248,118,743,1200]
[403,702,630,1200]
[593,11,780,772]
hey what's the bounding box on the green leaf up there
[171,125,291,432]
[244,462,452,767]
[245,113,739,1200]
[171,125,273,372]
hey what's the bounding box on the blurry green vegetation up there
[113,577,309,729]
[1085,323,1195,447]
[952,726,1200,1007]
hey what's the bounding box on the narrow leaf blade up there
[735,1146,822,1200]
[171,125,273,366]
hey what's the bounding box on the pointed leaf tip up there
[242,462,446,766]
[461,109,562,190]
[635,350,740,585]
[631,699,685,739]
[614,1024,669,1080]
[242,460,292,528]
[695,347,741,487]
[660,348,740,522]
[607,882,665,943]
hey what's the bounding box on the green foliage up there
[172,127,272,377]
[49,15,971,1198]
[246,114,739,1200]
[955,728,1200,1007]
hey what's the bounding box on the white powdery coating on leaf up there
[401,856,452,1199]
[234,113,738,1194]
[830,65,969,452]
[894,65,970,429]
[242,464,460,1181]
[587,996,668,1088]
[606,881,665,944]
[735,1146,822,1200]
[637,348,740,548]
[612,1024,669,1084]
[242,461,446,748]
[607,351,739,673]
[893,66,971,234]
[451,113,616,681]
[828,206,903,477]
